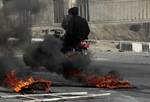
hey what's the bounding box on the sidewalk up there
[88,40,150,65]
[90,51,150,65]
[88,39,150,53]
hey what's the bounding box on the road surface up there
[0,52,150,102]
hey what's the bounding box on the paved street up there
[1,0,150,101]
[0,52,150,102]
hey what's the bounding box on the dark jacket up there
[61,15,72,30]
[64,15,90,45]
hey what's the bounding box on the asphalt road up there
[0,52,150,102]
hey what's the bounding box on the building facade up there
[1,0,150,26]
[1,0,150,40]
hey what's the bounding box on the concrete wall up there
[1,0,150,41]
[2,0,150,26]
[89,0,150,23]
[89,23,148,41]
[87,0,150,41]
[32,0,54,26]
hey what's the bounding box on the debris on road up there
[0,92,111,102]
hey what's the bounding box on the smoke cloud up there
[0,0,43,84]
[0,0,92,84]
[24,35,65,72]
[1,0,43,48]
[23,35,91,78]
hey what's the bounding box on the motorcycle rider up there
[62,8,73,30]
[62,7,90,53]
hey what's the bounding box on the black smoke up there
[0,0,43,84]
[23,35,91,78]
[23,35,65,72]
[0,0,91,84]
[0,56,26,83]
[2,0,43,48]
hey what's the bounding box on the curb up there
[119,41,150,53]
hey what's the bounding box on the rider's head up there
[68,7,78,16]
[68,8,72,15]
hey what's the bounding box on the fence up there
[3,0,150,27]
[33,0,150,25]
[3,0,54,27]
[89,0,150,23]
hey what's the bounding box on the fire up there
[66,69,131,88]
[4,70,51,93]
[85,75,131,88]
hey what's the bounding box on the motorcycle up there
[50,29,90,55]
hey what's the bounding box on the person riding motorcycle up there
[61,7,90,53]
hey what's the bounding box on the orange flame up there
[4,70,51,93]
[85,75,131,88]
[66,69,131,88]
